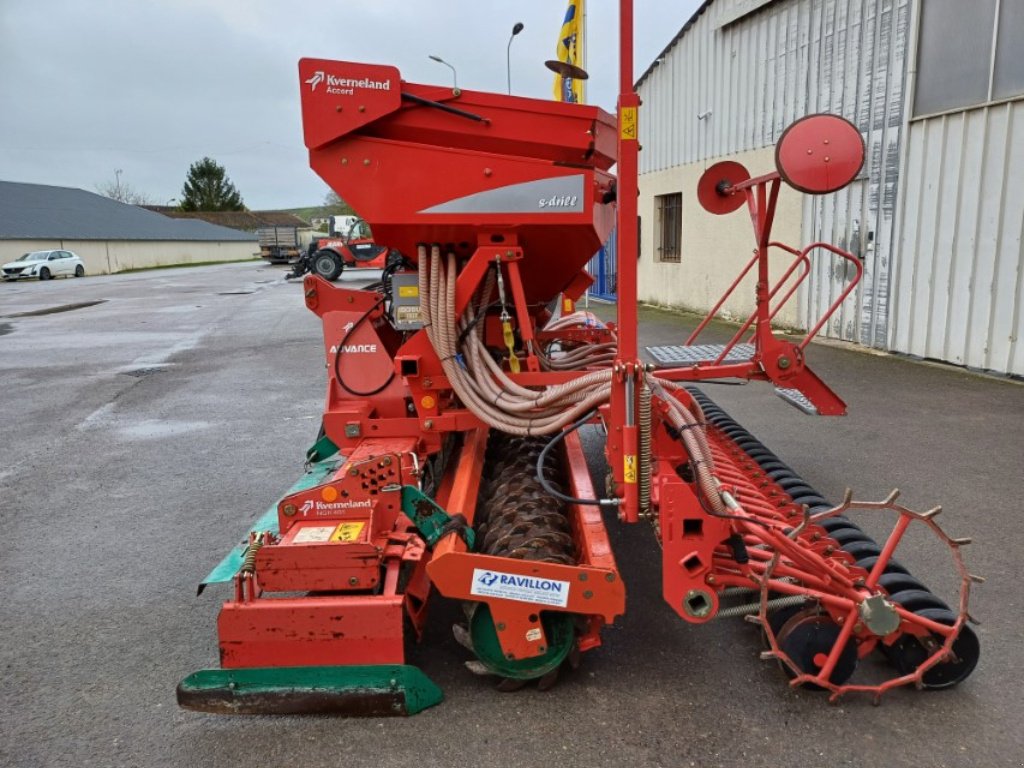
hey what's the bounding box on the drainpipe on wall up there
[888,0,923,351]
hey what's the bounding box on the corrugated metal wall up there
[891,100,1024,376]
[638,0,909,346]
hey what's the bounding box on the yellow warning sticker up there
[620,107,638,140]
[330,521,366,542]
[624,454,638,484]
[398,285,419,298]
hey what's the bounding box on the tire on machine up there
[312,250,344,281]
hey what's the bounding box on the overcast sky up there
[0,1,698,211]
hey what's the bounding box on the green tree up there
[179,157,245,211]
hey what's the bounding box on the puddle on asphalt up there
[5,299,108,318]
[120,367,166,379]
[116,419,210,439]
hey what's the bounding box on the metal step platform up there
[774,386,820,415]
[645,343,755,368]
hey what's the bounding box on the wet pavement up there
[0,263,1020,768]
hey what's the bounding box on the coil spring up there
[240,537,265,576]
[638,381,652,518]
[474,434,576,565]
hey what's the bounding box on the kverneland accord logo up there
[305,70,392,95]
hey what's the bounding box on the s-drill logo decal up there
[538,194,579,209]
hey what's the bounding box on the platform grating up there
[774,387,819,415]
[645,343,755,367]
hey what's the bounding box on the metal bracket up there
[400,485,476,550]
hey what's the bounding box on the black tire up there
[39,267,50,280]
[855,555,910,575]
[312,250,344,281]
[877,573,929,595]
[840,540,884,560]
[828,528,875,546]
[883,608,980,688]
[817,516,859,533]
[778,612,858,687]
[791,495,829,507]
[886,589,949,613]
[781,485,818,500]
[74,264,85,277]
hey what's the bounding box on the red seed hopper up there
[298,59,616,304]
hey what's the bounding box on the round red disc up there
[775,114,864,195]
[697,161,750,215]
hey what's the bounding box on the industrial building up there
[0,181,257,274]
[636,0,1023,376]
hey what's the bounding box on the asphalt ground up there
[0,262,1021,768]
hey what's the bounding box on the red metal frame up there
[188,6,974,707]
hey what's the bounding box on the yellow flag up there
[553,0,585,103]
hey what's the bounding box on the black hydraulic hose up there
[332,296,396,397]
[536,410,619,508]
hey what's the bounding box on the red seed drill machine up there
[178,2,980,715]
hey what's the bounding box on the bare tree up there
[323,189,355,215]
[95,169,155,205]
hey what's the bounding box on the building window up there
[655,193,682,263]
[914,0,1024,116]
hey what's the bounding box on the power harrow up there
[178,2,980,715]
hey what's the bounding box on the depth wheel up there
[883,608,979,689]
[777,610,858,688]
[467,604,575,683]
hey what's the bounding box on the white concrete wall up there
[638,146,805,328]
[0,239,257,275]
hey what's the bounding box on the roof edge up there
[634,0,715,91]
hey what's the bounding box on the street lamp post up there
[506,22,524,95]
[428,55,458,91]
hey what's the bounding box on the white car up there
[2,250,86,281]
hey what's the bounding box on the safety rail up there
[683,241,861,367]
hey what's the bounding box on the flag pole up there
[581,0,587,104]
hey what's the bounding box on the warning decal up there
[331,521,367,542]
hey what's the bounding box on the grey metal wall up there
[638,0,910,346]
[890,100,1024,376]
